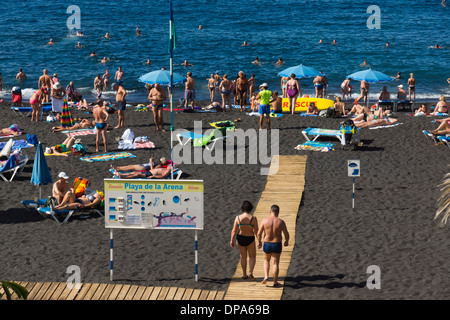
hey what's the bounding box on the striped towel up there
[80,152,136,162]
[66,129,97,137]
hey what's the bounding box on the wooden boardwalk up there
[224,155,307,300]
[1,281,225,301]
[2,155,306,301]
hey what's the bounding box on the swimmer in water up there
[103,32,111,39]
[75,42,84,48]
[181,59,194,67]
[198,25,202,30]
[385,42,390,47]
[318,39,323,44]
[360,59,370,67]
[136,27,142,36]
[47,39,54,45]
[90,51,96,57]
[434,44,442,49]
[101,57,110,64]
[252,57,261,65]
[144,59,152,65]
[275,58,284,66]
[242,41,249,46]
[76,31,84,36]
[331,39,338,45]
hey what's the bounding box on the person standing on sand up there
[408,73,416,103]
[230,201,259,281]
[286,74,301,114]
[113,82,127,129]
[213,72,222,87]
[38,69,53,102]
[149,83,167,131]
[248,74,256,99]
[93,100,109,152]
[207,74,216,103]
[236,72,249,112]
[357,79,370,105]
[219,74,233,111]
[184,71,196,109]
[255,83,277,130]
[257,204,289,287]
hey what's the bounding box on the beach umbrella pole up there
[169,0,174,180]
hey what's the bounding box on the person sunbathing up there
[353,112,398,128]
[111,157,170,173]
[349,101,369,115]
[51,191,103,211]
[431,117,450,135]
[415,104,431,116]
[0,124,21,136]
[431,96,448,115]
[306,102,319,115]
[116,165,173,179]
[45,137,76,157]
[51,119,95,132]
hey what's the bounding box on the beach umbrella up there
[346,68,393,83]
[60,99,73,128]
[138,69,186,85]
[346,69,394,105]
[31,142,52,199]
[278,64,323,78]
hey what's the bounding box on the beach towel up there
[45,150,71,156]
[0,132,22,139]
[368,122,403,130]
[65,129,97,137]
[80,151,136,162]
[270,112,283,118]
[0,139,34,151]
[300,113,318,117]
[295,141,335,152]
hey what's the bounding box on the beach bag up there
[26,134,38,146]
[46,114,57,122]
[340,119,357,135]
[72,143,86,156]
[325,107,336,118]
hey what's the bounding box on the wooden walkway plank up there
[181,288,193,300]
[157,287,169,300]
[115,284,131,300]
[173,287,186,300]
[75,283,93,300]
[140,286,155,300]
[149,286,162,300]
[107,284,123,300]
[132,285,147,300]
[225,155,307,300]
[165,287,178,300]
[124,285,139,300]
[40,282,60,300]
[91,283,108,300]
[190,289,202,300]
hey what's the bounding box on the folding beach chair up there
[302,127,346,145]
[0,154,29,182]
[377,100,394,111]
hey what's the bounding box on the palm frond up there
[436,173,450,227]
[0,281,28,300]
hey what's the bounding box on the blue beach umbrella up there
[138,69,186,85]
[346,68,393,83]
[31,142,52,199]
[278,64,323,78]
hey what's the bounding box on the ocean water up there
[0,0,448,103]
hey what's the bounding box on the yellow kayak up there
[281,97,334,112]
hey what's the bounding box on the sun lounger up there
[12,104,53,117]
[423,130,450,148]
[378,100,394,110]
[302,127,346,145]
[109,168,183,180]
[394,100,413,112]
[0,154,29,182]
[176,130,228,151]
[36,206,103,224]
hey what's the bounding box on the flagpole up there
[170,0,174,180]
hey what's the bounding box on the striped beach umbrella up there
[61,99,73,128]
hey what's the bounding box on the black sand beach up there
[0,99,449,300]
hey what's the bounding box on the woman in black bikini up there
[230,201,259,280]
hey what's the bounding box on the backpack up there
[72,143,86,156]
[340,119,357,135]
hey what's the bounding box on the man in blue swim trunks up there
[113,82,127,129]
[93,99,109,152]
[185,71,196,109]
[257,204,290,287]
[254,83,277,130]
